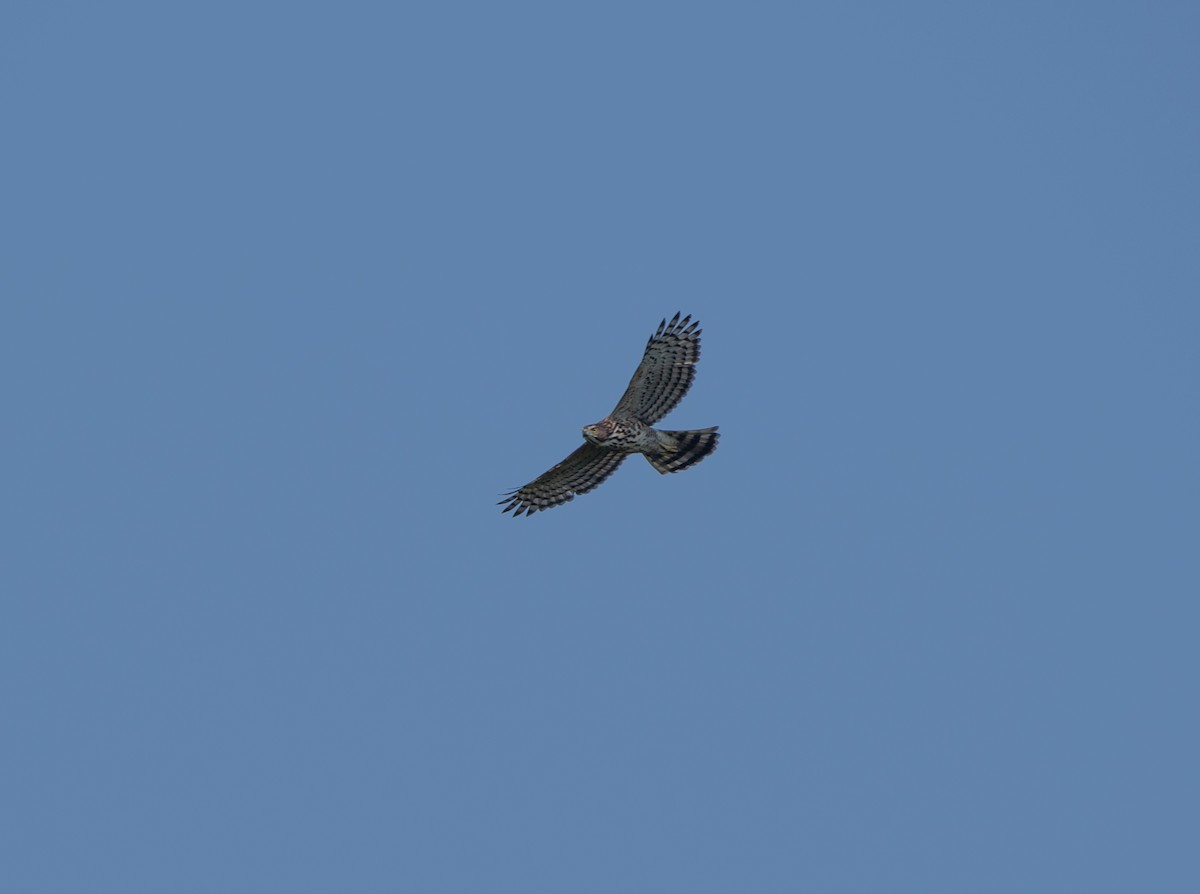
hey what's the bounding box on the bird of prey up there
[500,312,719,517]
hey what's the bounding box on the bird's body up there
[582,416,720,472]
[500,313,719,517]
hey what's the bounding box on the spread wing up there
[611,312,702,424]
[499,443,627,517]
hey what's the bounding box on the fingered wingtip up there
[659,312,699,337]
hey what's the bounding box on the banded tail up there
[645,427,720,475]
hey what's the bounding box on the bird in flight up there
[500,312,719,517]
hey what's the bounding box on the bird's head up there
[582,419,614,445]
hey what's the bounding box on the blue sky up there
[3,2,1197,891]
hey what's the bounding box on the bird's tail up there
[645,427,720,474]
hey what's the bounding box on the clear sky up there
[3,2,1197,892]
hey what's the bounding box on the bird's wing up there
[611,312,702,424]
[499,443,627,517]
